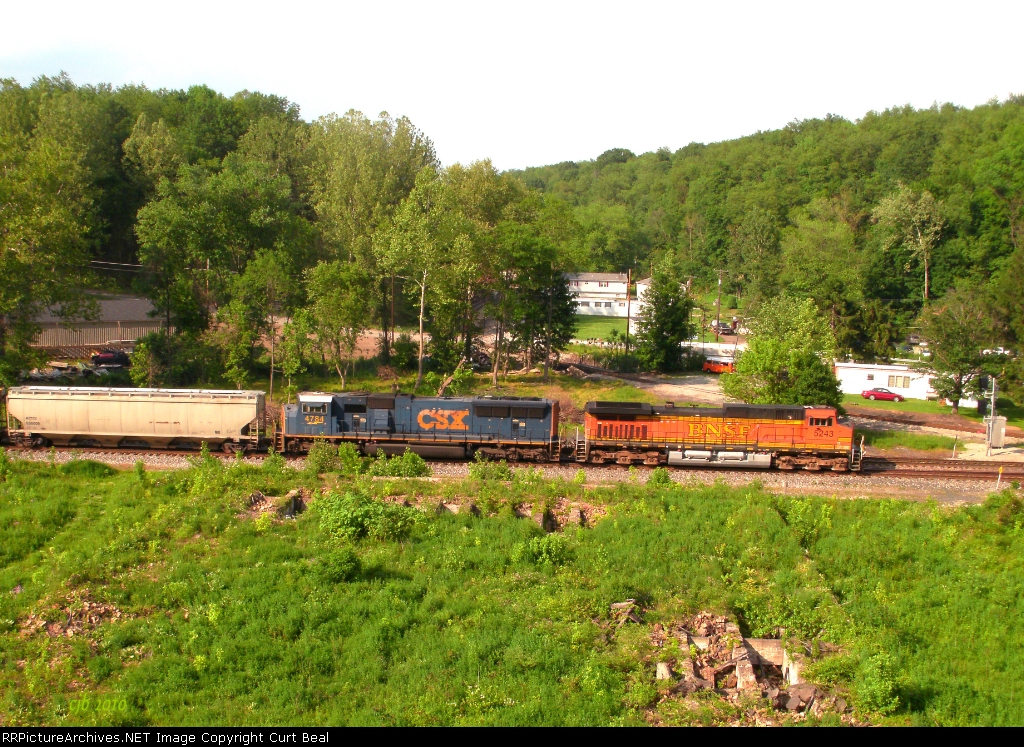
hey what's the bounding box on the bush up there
[367,449,431,478]
[305,441,340,475]
[316,490,421,541]
[58,460,116,478]
[511,534,574,567]
[337,443,365,477]
[316,547,361,583]
[468,451,513,481]
[857,652,901,714]
[391,333,418,370]
[0,447,9,483]
[647,467,673,488]
[262,448,287,475]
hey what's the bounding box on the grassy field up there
[844,394,1024,430]
[572,316,628,342]
[2,451,1024,726]
[860,430,958,453]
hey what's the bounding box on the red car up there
[861,387,904,402]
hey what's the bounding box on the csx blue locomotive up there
[275,392,560,461]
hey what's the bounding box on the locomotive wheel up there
[222,442,237,454]
[285,440,302,454]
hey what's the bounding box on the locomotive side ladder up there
[850,435,865,471]
[575,427,588,462]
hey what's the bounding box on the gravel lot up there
[7,449,1005,503]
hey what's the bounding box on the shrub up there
[316,547,361,583]
[511,534,574,567]
[367,449,431,478]
[316,490,420,541]
[647,467,673,488]
[391,333,418,370]
[0,447,9,483]
[254,512,274,534]
[262,448,287,475]
[305,441,339,475]
[337,443,365,476]
[468,452,513,481]
[857,652,901,714]
[134,459,147,485]
[58,460,116,478]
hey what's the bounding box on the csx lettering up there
[417,409,470,431]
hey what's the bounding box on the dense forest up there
[3,74,1024,399]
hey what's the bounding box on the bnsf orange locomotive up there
[578,401,856,471]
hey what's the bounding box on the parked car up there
[861,387,903,402]
[702,356,735,374]
[91,351,131,366]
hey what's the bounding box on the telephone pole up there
[714,270,724,342]
[625,267,632,355]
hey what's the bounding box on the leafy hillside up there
[517,101,1024,358]
[2,452,1023,725]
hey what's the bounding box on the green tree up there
[723,296,842,409]
[304,261,373,389]
[0,80,97,384]
[732,207,781,305]
[375,168,474,389]
[633,270,694,372]
[917,285,998,414]
[873,183,945,303]
[227,250,298,401]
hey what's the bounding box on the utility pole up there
[986,377,999,456]
[715,270,723,343]
[625,268,632,356]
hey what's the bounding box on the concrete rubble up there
[638,610,854,723]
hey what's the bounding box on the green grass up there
[844,395,1024,430]
[860,430,958,452]
[3,453,1024,725]
[572,316,628,342]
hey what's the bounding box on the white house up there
[626,277,651,333]
[567,272,631,317]
[833,361,934,400]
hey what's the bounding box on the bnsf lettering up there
[416,409,470,431]
[686,423,752,437]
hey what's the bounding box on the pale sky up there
[2,0,1022,170]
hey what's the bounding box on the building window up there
[578,301,589,307]
[618,302,625,307]
[866,374,874,381]
[598,281,609,287]
[887,375,910,388]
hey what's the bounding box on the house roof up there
[567,272,629,282]
[35,294,157,325]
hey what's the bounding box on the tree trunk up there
[543,282,553,382]
[269,314,276,403]
[491,318,501,387]
[923,253,930,303]
[335,360,345,391]
[416,271,427,390]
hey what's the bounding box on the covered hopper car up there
[578,401,856,471]
[276,392,559,461]
[4,386,265,452]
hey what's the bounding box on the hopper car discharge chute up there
[577,401,857,471]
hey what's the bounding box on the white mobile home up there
[833,361,933,400]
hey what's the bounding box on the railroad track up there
[5,444,1023,482]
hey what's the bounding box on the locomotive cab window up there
[809,417,833,427]
[302,404,328,414]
